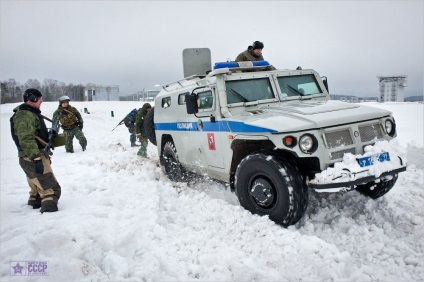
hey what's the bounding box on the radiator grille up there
[330,148,356,160]
[359,123,383,142]
[324,129,353,148]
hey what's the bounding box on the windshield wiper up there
[287,85,305,96]
[230,88,249,102]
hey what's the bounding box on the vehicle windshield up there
[226,78,275,104]
[277,74,322,98]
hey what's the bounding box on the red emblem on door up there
[207,133,216,150]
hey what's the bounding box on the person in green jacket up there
[10,89,62,213]
[235,41,276,70]
[135,103,152,157]
[235,40,265,62]
[52,96,87,153]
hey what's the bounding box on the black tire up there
[356,174,398,199]
[162,141,185,182]
[144,107,156,146]
[235,153,308,226]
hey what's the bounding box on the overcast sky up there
[1,1,423,97]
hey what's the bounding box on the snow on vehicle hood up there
[237,100,393,132]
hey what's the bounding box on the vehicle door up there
[192,88,225,171]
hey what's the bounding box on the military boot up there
[28,195,41,209]
[40,201,58,213]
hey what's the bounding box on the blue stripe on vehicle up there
[154,121,277,133]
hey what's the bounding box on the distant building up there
[84,85,119,101]
[377,76,407,102]
[119,89,160,101]
[144,90,160,101]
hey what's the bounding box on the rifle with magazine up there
[34,113,65,157]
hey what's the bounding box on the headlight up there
[385,119,395,136]
[299,134,317,154]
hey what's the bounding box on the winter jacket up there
[125,108,140,124]
[235,47,265,62]
[11,103,49,161]
[135,103,152,136]
[52,104,83,130]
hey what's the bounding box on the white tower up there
[377,75,407,102]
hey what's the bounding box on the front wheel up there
[235,153,308,226]
[161,141,185,182]
[356,174,398,199]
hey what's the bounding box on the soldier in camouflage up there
[10,89,62,213]
[135,103,152,157]
[52,96,87,153]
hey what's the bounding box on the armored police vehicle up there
[145,49,406,226]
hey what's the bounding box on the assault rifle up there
[111,118,125,132]
[35,113,62,157]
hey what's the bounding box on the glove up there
[77,122,83,130]
[33,159,44,175]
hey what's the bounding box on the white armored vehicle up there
[145,49,406,226]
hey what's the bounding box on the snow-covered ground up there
[1,101,423,281]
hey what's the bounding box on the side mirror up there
[322,76,329,93]
[185,93,198,114]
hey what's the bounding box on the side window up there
[162,97,171,108]
[197,91,213,110]
[178,92,189,105]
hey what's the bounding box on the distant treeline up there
[331,94,423,102]
[1,78,86,104]
[404,96,424,102]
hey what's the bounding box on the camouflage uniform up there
[52,104,87,153]
[11,103,62,212]
[124,108,141,147]
[135,103,152,157]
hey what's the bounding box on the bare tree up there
[1,78,91,103]
[25,79,41,90]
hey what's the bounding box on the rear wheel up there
[356,174,398,199]
[144,107,156,146]
[235,153,308,226]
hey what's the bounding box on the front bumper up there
[309,166,407,189]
